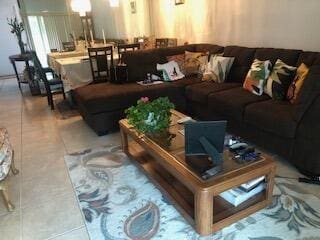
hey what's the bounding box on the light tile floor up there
[0,78,319,240]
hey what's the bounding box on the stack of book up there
[219,176,266,207]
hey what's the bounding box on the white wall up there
[91,0,151,41]
[150,0,320,51]
[0,0,24,76]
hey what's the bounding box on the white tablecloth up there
[51,54,118,92]
[47,50,88,70]
[54,56,91,92]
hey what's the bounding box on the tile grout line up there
[19,82,24,240]
[43,225,85,240]
[51,98,90,239]
[56,117,91,239]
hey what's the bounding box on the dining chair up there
[88,46,114,83]
[155,38,178,48]
[156,38,169,48]
[62,42,75,51]
[117,43,140,63]
[30,51,66,110]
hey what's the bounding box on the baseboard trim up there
[0,75,16,80]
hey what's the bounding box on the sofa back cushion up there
[254,48,302,66]
[296,51,320,67]
[158,45,196,63]
[122,48,162,82]
[294,65,320,123]
[194,44,224,55]
[224,46,256,83]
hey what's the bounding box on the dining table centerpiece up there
[125,97,175,146]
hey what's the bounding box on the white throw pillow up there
[156,61,185,81]
[202,55,235,83]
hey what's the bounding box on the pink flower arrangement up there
[140,97,149,103]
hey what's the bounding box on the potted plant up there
[125,97,175,146]
[7,17,25,54]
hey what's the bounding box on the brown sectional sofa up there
[74,43,320,176]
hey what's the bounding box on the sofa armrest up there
[293,65,320,123]
[296,93,320,139]
[291,93,320,176]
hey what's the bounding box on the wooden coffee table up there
[119,110,276,236]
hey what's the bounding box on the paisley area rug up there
[64,145,320,240]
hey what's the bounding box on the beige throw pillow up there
[184,51,209,76]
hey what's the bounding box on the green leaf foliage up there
[125,97,175,134]
[7,17,24,40]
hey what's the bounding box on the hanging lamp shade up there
[109,0,119,7]
[71,0,92,16]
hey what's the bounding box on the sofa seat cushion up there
[207,87,270,121]
[170,77,202,93]
[186,82,240,104]
[74,82,183,114]
[244,100,297,138]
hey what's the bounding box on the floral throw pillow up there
[202,55,235,83]
[184,51,209,76]
[166,54,185,75]
[287,63,309,103]
[156,61,185,81]
[264,59,297,100]
[243,59,272,96]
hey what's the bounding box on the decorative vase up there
[17,36,25,54]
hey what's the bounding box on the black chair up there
[117,43,140,63]
[88,46,114,83]
[30,51,65,110]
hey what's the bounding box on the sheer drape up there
[40,14,75,51]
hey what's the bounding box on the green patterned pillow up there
[202,55,234,83]
[264,59,297,100]
[243,59,272,96]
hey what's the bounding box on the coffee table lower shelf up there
[124,141,274,236]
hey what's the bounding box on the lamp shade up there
[71,0,92,16]
[109,0,119,7]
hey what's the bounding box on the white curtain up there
[27,13,82,65]
[36,14,79,51]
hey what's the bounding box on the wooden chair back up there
[155,38,178,48]
[156,38,169,48]
[117,43,140,62]
[88,46,114,83]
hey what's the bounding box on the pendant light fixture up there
[109,0,119,7]
[70,0,92,16]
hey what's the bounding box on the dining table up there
[47,50,88,72]
[48,52,119,93]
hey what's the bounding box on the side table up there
[9,53,40,95]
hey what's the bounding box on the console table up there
[9,53,40,95]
